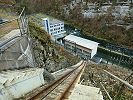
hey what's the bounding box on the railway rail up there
[26,60,86,100]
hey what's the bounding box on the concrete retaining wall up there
[0,68,45,100]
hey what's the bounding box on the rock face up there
[32,39,79,73]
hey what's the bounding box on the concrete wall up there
[0,68,45,100]
[42,18,50,33]
[91,45,98,58]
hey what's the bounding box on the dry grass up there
[81,63,133,100]
[0,0,15,5]
[0,20,18,38]
[0,9,16,19]
[0,9,18,38]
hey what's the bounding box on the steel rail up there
[43,61,86,100]
[27,61,85,100]
[55,62,86,100]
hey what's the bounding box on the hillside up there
[13,0,133,49]
[28,20,80,72]
[0,0,16,5]
[81,63,133,100]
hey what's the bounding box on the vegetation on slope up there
[0,0,16,5]
[14,0,133,49]
[28,21,80,72]
[81,63,133,100]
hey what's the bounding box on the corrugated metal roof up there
[64,35,99,49]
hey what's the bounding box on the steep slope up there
[28,21,80,72]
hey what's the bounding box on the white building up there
[64,35,99,59]
[42,18,66,36]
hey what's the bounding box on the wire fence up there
[0,7,36,71]
[0,7,27,38]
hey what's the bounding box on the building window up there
[65,43,71,47]
[77,48,82,53]
[50,25,53,28]
[83,50,91,57]
[50,29,53,32]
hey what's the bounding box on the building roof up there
[42,17,63,25]
[64,35,99,50]
[49,19,63,25]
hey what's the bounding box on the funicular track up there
[26,60,86,100]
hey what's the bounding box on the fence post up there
[17,19,23,36]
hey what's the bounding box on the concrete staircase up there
[69,84,103,100]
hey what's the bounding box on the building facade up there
[42,18,65,36]
[64,35,99,59]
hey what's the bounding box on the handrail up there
[104,70,133,90]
